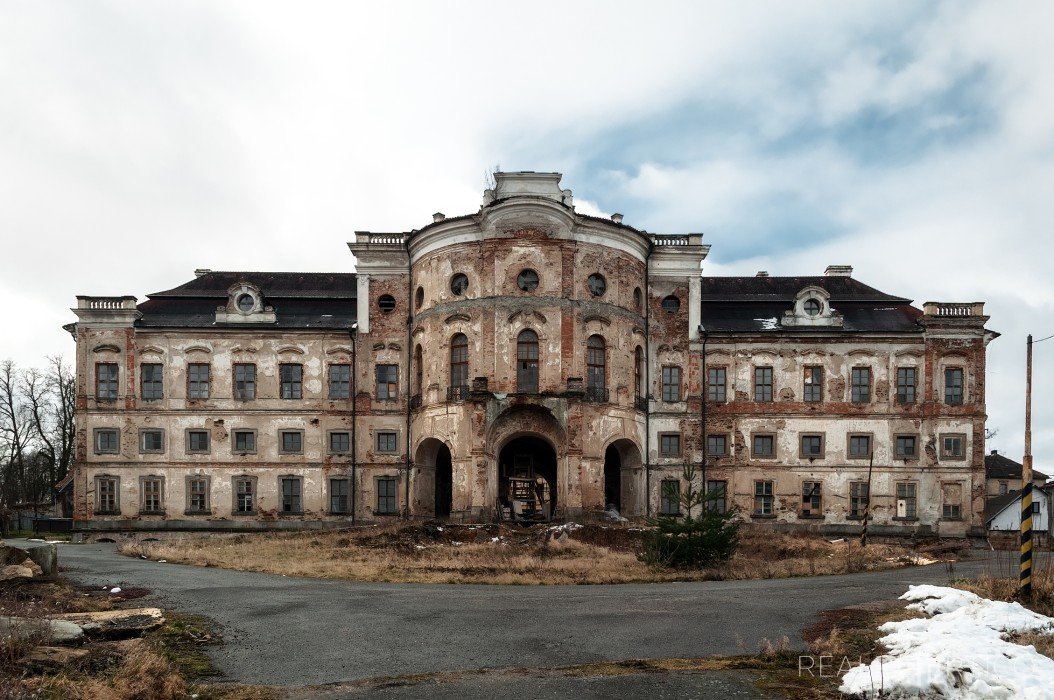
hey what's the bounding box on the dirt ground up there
[119,522,960,585]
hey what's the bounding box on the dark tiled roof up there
[985,452,1048,481]
[698,276,921,334]
[136,297,356,330]
[700,276,910,302]
[150,271,357,299]
[985,487,1051,523]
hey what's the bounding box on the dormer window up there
[803,298,822,316]
[783,286,842,328]
[217,282,275,324]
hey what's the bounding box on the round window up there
[378,294,397,313]
[803,298,822,316]
[450,273,468,296]
[661,295,680,313]
[587,273,607,297]
[236,293,255,313]
[517,269,539,292]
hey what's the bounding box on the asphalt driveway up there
[13,539,984,688]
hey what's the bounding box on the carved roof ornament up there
[507,309,547,325]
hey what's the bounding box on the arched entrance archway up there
[435,444,452,518]
[498,435,557,520]
[604,445,621,512]
[414,437,454,519]
[486,405,567,519]
[603,438,643,516]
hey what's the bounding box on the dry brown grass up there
[118,523,931,585]
[28,641,188,700]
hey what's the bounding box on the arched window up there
[414,345,423,394]
[634,346,644,400]
[586,335,606,391]
[415,287,424,312]
[450,334,469,390]
[517,330,539,393]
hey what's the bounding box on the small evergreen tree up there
[639,461,739,569]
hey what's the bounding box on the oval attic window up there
[236,294,255,313]
[378,295,397,313]
[450,273,468,296]
[803,298,822,316]
[517,269,539,292]
[587,273,607,297]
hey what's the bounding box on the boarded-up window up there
[802,481,822,515]
[896,482,917,518]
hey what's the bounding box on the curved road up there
[29,541,983,688]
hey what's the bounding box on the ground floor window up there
[330,478,350,514]
[140,476,163,514]
[660,479,681,516]
[234,477,257,514]
[942,483,963,520]
[705,480,727,513]
[849,482,868,517]
[187,477,210,514]
[280,477,302,514]
[896,482,917,518]
[95,476,119,514]
[376,477,398,514]
[753,480,773,516]
[802,481,821,516]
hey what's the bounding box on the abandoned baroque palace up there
[67,172,997,538]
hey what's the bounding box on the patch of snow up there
[109,587,121,594]
[491,537,501,543]
[753,317,780,330]
[157,559,167,563]
[547,522,583,534]
[451,541,463,546]
[604,509,628,523]
[414,544,425,550]
[841,585,1054,699]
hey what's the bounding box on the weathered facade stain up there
[66,172,996,539]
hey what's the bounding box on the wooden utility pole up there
[1021,334,1034,599]
[861,452,875,547]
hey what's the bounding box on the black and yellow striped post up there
[1021,481,1033,599]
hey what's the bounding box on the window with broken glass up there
[754,366,773,402]
[896,482,917,518]
[753,480,774,516]
[187,478,209,514]
[141,477,163,514]
[941,434,966,459]
[849,482,869,517]
[803,366,823,402]
[187,363,210,399]
[95,477,118,514]
[516,330,539,393]
[280,363,303,399]
[376,364,399,400]
[945,367,964,405]
[96,363,118,400]
[802,481,822,515]
[233,363,256,400]
[896,367,916,404]
[234,478,256,514]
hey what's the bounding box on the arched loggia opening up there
[498,436,557,521]
[603,439,644,516]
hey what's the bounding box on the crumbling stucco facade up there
[67,172,996,538]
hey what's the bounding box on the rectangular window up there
[280,431,303,454]
[851,367,871,404]
[941,434,966,460]
[896,367,917,405]
[280,363,303,399]
[802,481,822,515]
[95,476,119,514]
[187,363,210,399]
[659,433,681,457]
[139,429,164,453]
[754,367,773,402]
[234,477,256,514]
[233,430,256,453]
[661,366,682,402]
[942,483,963,519]
[376,431,398,453]
[141,363,164,400]
[850,482,869,517]
[896,482,917,519]
[96,363,119,400]
[803,366,823,403]
[752,434,775,458]
[848,434,872,459]
[281,477,302,513]
[706,434,728,457]
[660,480,681,516]
[376,477,398,514]
[330,478,350,514]
[706,480,727,513]
[376,364,399,400]
[187,477,210,514]
[895,434,918,459]
[329,431,350,454]
[186,430,210,453]
[707,367,726,402]
[800,434,824,458]
[945,368,964,406]
[233,363,256,400]
[141,477,163,514]
[754,480,774,516]
[328,364,351,399]
[94,428,119,454]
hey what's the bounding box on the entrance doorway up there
[604,445,621,513]
[435,443,452,518]
[498,436,558,520]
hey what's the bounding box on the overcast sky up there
[1,1,1051,463]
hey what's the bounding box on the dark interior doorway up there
[604,445,621,513]
[498,436,558,517]
[435,444,452,518]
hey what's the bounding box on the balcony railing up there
[410,394,422,410]
[583,386,609,403]
[447,385,470,402]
